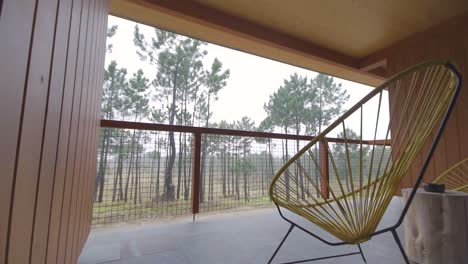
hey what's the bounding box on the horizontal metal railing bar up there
[100,119,391,146]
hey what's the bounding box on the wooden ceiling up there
[194,0,468,58]
[110,0,468,86]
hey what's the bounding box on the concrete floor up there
[79,197,408,264]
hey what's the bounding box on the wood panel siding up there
[364,12,468,192]
[0,0,109,263]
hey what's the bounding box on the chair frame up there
[267,62,462,264]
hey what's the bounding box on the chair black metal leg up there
[357,243,367,263]
[391,230,410,264]
[268,224,294,264]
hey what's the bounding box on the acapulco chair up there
[268,60,462,264]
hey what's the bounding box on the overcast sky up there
[106,15,389,139]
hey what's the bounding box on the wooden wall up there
[0,0,109,263]
[364,12,468,191]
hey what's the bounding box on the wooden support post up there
[319,140,329,199]
[191,133,202,218]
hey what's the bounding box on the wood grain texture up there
[30,1,73,263]
[0,0,109,262]
[65,0,98,262]
[366,12,468,193]
[72,1,99,259]
[0,0,36,262]
[56,0,90,261]
[7,0,59,262]
[62,0,91,260]
[46,0,84,262]
[403,189,468,264]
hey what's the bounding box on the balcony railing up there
[93,120,390,225]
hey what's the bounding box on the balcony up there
[2,1,467,263]
[77,120,397,263]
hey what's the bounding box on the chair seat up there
[279,185,390,243]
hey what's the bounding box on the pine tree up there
[257,118,276,195]
[263,73,349,199]
[123,69,150,204]
[199,58,230,202]
[235,117,255,201]
[96,61,127,203]
[331,129,367,191]
[134,25,207,200]
[306,74,349,134]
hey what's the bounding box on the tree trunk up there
[183,133,189,200]
[155,142,161,201]
[261,150,265,196]
[235,150,240,199]
[96,128,110,203]
[232,150,235,197]
[282,136,290,200]
[296,128,304,199]
[243,155,249,202]
[177,132,183,199]
[227,150,231,196]
[117,156,124,201]
[149,134,157,199]
[164,69,179,201]
[403,189,468,264]
[186,142,192,201]
[124,149,134,202]
[200,139,206,203]
[133,135,140,204]
[222,151,226,197]
[268,141,275,178]
[114,133,125,201]
[210,156,215,200]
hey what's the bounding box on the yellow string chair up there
[433,157,468,192]
[267,60,462,264]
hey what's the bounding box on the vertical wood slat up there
[61,0,91,261]
[74,0,98,259]
[30,0,74,262]
[68,0,97,261]
[319,140,330,199]
[78,0,106,255]
[192,133,202,215]
[85,0,108,241]
[0,0,108,262]
[79,0,98,252]
[7,0,59,263]
[46,0,84,262]
[0,0,37,262]
[84,0,105,252]
[91,0,109,232]
[56,0,89,262]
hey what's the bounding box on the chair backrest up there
[269,60,462,243]
[434,157,468,192]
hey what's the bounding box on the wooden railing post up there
[191,133,201,220]
[319,140,329,199]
